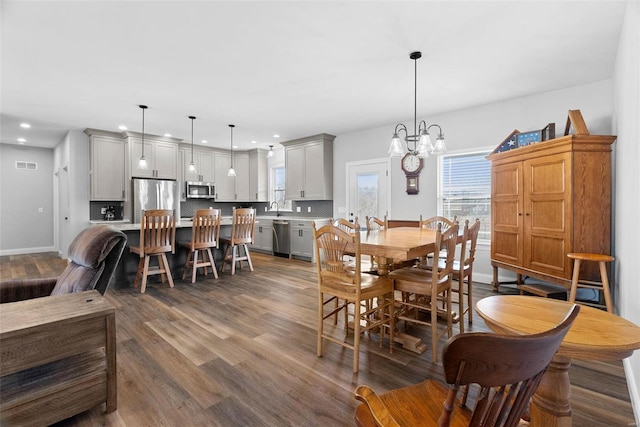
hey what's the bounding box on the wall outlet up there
[101,207,107,214]
[264,206,268,212]
[38,207,44,213]
[296,206,301,212]
[307,206,311,213]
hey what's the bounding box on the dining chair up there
[419,215,457,231]
[130,209,176,293]
[388,222,459,363]
[313,220,395,373]
[221,208,256,275]
[354,304,580,427]
[438,218,481,333]
[567,252,615,313]
[181,208,221,283]
[365,215,388,274]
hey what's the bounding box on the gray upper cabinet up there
[126,133,179,180]
[249,149,268,202]
[181,146,214,183]
[234,153,250,201]
[282,134,335,200]
[214,151,235,201]
[85,129,125,201]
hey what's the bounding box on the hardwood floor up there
[1,252,636,426]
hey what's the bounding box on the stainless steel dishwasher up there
[272,220,290,257]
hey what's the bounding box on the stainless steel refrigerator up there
[132,178,180,223]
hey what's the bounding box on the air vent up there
[15,161,38,170]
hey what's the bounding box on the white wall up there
[0,144,55,254]
[333,79,613,283]
[614,0,640,422]
[53,129,91,258]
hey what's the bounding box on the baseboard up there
[623,357,640,427]
[0,246,56,256]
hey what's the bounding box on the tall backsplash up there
[180,199,333,218]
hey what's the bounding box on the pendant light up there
[137,105,148,169]
[267,145,275,158]
[388,51,445,158]
[227,124,236,177]
[188,116,197,174]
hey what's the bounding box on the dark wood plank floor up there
[1,252,635,426]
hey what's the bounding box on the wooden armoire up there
[487,112,615,293]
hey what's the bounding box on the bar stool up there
[567,252,614,313]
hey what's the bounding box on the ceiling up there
[0,1,626,151]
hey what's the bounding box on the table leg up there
[529,354,572,427]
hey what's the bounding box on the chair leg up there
[182,251,193,280]
[467,276,473,325]
[431,294,439,363]
[134,257,144,288]
[353,297,361,373]
[243,244,254,271]
[231,245,238,275]
[191,250,199,284]
[160,253,175,288]
[140,255,151,293]
[569,259,581,303]
[457,281,465,334]
[157,255,167,283]
[318,291,324,357]
[207,248,219,279]
[599,261,613,313]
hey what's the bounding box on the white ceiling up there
[0,1,626,151]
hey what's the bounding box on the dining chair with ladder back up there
[365,215,388,274]
[221,208,256,275]
[181,208,221,283]
[354,304,580,427]
[437,218,481,333]
[313,220,395,373]
[415,215,457,269]
[130,209,176,293]
[388,222,459,363]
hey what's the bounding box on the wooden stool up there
[567,252,614,313]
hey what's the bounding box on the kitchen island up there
[92,216,329,288]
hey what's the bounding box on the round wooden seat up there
[567,252,614,313]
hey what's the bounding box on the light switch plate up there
[307,206,311,212]
[296,207,301,212]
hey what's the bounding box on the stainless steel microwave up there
[186,181,215,199]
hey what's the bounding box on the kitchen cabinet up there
[181,146,214,183]
[234,153,250,201]
[86,129,125,201]
[249,149,268,202]
[487,133,615,292]
[127,134,179,179]
[214,151,235,201]
[252,219,273,253]
[290,221,314,260]
[282,134,335,200]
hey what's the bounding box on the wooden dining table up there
[476,295,640,427]
[346,227,441,353]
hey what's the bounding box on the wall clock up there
[401,153,423,195]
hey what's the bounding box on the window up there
[438,149,492,242]
[270,165,292,211]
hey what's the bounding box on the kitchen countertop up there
[90,216,330,232]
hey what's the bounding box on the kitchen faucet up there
[270,201,280,217]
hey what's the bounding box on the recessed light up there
[201,140,208,144]
[20,123,31,129]
[118,125,128,130]
[251,140,257,144]
[17,137,26,143]
[164,133,172,137]
[273,134,280,138]
[233,145,239,149]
